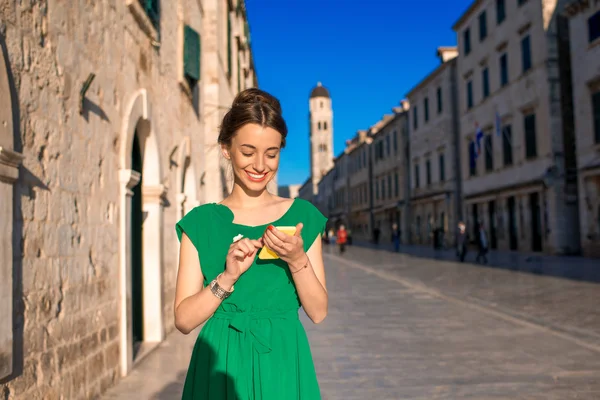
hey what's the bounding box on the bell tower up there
[309,82,334,194]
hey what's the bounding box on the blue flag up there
[475,126,484,156]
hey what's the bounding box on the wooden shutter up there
[184,25,201,82]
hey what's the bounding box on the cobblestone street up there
[103,246,600,399]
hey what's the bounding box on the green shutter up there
[184,25,200,82]
[141,0,160,30]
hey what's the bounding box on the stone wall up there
[0,0,256,398]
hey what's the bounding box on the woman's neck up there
[224,182,276,209]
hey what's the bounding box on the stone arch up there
[175,136,199,219]
[118,89,165,377]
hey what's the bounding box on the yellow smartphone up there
[258,226,297,260]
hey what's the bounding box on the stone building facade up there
[566,0,600,257]
[0,0,256,398]
[346,130,372,242]
[407,48,461,247]
[368,109,410,245]
[453,0,580,254]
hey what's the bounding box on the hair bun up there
[232,88,282,115]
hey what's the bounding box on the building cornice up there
[406,57,456,98]
[452,0,484,31]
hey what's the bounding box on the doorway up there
[131,133,144,358]
[530,192,542,252]
[488,200,497,249]
[507,196,518,250]
[471,203,479,241]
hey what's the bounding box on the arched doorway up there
[118,89,165,376]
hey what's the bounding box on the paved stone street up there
[102,246,600,399]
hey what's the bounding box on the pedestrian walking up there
[337,224,348,254]
[174,88,327,399]
[476,223,489,264]
[392,223,401,252]
[456,221,468,262]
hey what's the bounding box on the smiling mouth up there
[245,171,268,182]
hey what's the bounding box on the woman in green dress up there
[174,88,328,399]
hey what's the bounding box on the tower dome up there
[310,82,330,99]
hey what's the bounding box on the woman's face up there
[224,123,282,193]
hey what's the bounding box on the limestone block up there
[7,357,39,397]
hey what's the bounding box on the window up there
[386,135,391,157]
[320,101,324,108]
[183,25,201,88]
[413,106,418,130]
[394,172,399,197]
[469,142,477,176]
[381,178,386,199]
[482,67,490,98]
[324,121,328,130]
[521,35,532,73]
[388,175,392,198]
[139,0,160,30]
[518,0,527,5]
[437,87,442,114]
[393,130,398,153]
[499,53,508,87]
[593,91,600,144]
[464,28,471,55]
[467,80,473,109]
[496,0,505,24]
[485,134,493,171]
[424,97,429,122]
[503,124,513,166]
[524,113,537,159]
[414,164,420,188]
[318,122,321,130]
[589,11,600,43]
[426,160,431,185]
[479,11,487,41]
[439,153,445,181]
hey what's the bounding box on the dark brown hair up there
[218,88,288,148]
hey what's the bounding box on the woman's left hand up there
[263,223,305,265]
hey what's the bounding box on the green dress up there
[175,198,327,400]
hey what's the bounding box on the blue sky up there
[245,0,473,186]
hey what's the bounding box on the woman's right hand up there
[222,237,263,285]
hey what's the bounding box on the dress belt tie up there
[211,309,300,398]
[212,309,299,354]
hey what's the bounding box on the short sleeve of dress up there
[297,199,328,252]
[175,206,204,251]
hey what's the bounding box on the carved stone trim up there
[118,169,141,196]
[0,146,24,184]
[143,184,167,204]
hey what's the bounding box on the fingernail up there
[268,225,274,231]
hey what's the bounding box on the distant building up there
[278,184,301,199]
[406,47,461,247]
[295,82,335,203]
[565,0,600,257]
[453,0,580,254]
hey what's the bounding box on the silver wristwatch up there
[210,274,234,300]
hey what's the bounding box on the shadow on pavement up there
[345,240,600,285]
